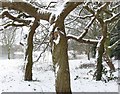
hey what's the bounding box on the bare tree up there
[0,1,120,93]
[0,24,17,59]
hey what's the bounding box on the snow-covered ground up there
[0,52,119,93]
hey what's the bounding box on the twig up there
[34,43,49,63]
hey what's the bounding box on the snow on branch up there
[34,43,49,63]
[76,14,94,19]
[53,33,60,45]
[46,1,57,9]
[48,1,82,42]
[67,34,98,45]
[1,10,31,25]
[96,36,103,48]
[67,16,96,45]
[1,2,52,21]
[1,1,82,27]
[50,2,82,23]
[108,39,120,50]
[110,4,120,12]
[83,3,95,15]
[82,38,98,44]
[77,17,95,39]
[105,12,120,23]
[85,17,95,30]
[83,2,109,24]
[4,23,26,28]
[96,2,110,14]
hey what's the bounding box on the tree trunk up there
[87,45,90,60]
[24,35,33,81]
[25,19,39,81]
[8,47,10,59]
[96,23,107,81]
[96,42,104,81]
[103,52,115,71]
[103,31,115,71]
[51,24,71,93]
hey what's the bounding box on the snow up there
[14,52,24,55]
[0,9,9,16]
[53,33,60,45]
[49,23,55,32]
[69,57,118,92]
[54,63,59,78]
[48,0,71,23]
[83,38,99,42]
[0,58,55,93]
[54,2,66,16]
[0,53,118,93]
[37,8,51,16]
[67,34,78,39]
[97,36,103,48]
[22,26,30,34]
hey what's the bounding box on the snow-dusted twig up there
[108,39,120,50]
[46,1,57,9]
[1,2,52,21]
[110,4,120,12]
[4,23,26,28]
[105,12,120,23]
[77,17,95,40]
[1,11,31,25]
[77,14,93,19]
[96,2,110,14]
[67,34,98,45]
[34,43,49,63]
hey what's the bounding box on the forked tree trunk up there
[25,19,39,81]
[96,23,107,81]
[51,24,71,93]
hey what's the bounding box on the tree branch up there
[4,23,26,28]
[108,39,120,50]
[77,17,95,40]
[105,12,120,23]
[76,14,93,19]
[34,43,49,63]
[67,34,98,45]
[110,3,120,12]
[1,10,31,25]
[58,2,83,20]
[1,2,52,21]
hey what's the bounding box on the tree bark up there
[96,23,107,81]
[25,19,39,81]
[96,42,104,81]
[51,23,71,93]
